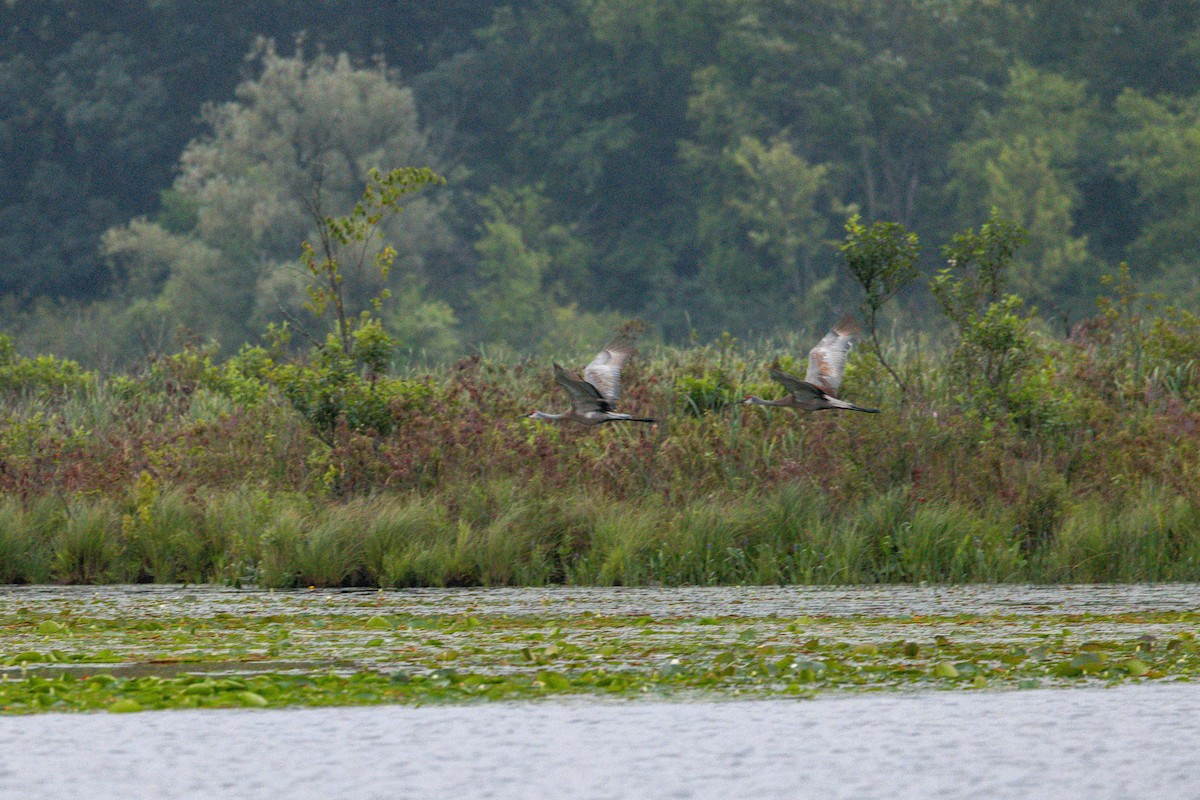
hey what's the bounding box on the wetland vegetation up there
[0,252,1198,589]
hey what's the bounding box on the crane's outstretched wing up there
[583,336,636,404]
[554,363,609,414]
[805,315,860,397]
[769,367,823,401]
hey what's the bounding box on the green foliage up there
[948,64,1094,309]
[840,214,920,393]
[671,332,746,415]
[683,133,838,326]
[674,372,740,416]
[1114,89,1200,300]
[930,213,1056,424]
[933,211,1030,328]
[11,1,1200,363]
[302,166,446,356]
[0,335,94,399]
[267,333,431,445]
[468,185,589,348]
[88,42,453,353]
[54,500,121,584]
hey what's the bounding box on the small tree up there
[931,209,1028,330]
[300,166,445,356]
[840,214,920,394]
[931,211,1038,417]
[265,166,444,450]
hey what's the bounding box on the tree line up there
[4,0,1200,366]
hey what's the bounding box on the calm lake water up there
[2,683,1200,799]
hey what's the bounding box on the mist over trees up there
[4,0,1200,366]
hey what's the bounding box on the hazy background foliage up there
[4,0,1200,365]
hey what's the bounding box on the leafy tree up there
[0,29,176,299]
[948,65,1094,313]
[1000,0,1200,99]
[299,167,445,356]
[933,211,1030,329]
[716,0,1007,228]
[840,214,920,394]
[100,40,458,351]
[470,195,552,349]
[689,135,836,325]
[418,0,726,323]
[932,213,1047,421]
[1113,89,1200,303]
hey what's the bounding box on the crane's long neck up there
[529,410,571,421]
[744,395,791,407]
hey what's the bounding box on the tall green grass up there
[0,481,1196,587]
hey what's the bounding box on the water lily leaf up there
[792,660,826,681]
[661,659,686,677]
[108,699,142,713]
[237,691,269,707]
[365,616,392,630]
[1122,659,1150,677]
[1070,652,1106,673]
[851,643,879,656]
[932,662,959,678]
[536,671,570,691]
[36,620,69,635]
[902,641,920,657]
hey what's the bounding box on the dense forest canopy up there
[4,0,1200,366]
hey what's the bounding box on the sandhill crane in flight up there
[743,315,879,413]
[526,336,656,425]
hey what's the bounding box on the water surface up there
[1,682,1197,799]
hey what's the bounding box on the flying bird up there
[743,315,879,413]
[526,336,656,425]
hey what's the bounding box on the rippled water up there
[4,581,1199,619]
[2,683,1199,799]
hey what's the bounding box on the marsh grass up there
[1045,484,1200,583]
[0,315,1199,586]
[55,500,121,583]
[0,497,55,583]
[0,481,1194,587]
